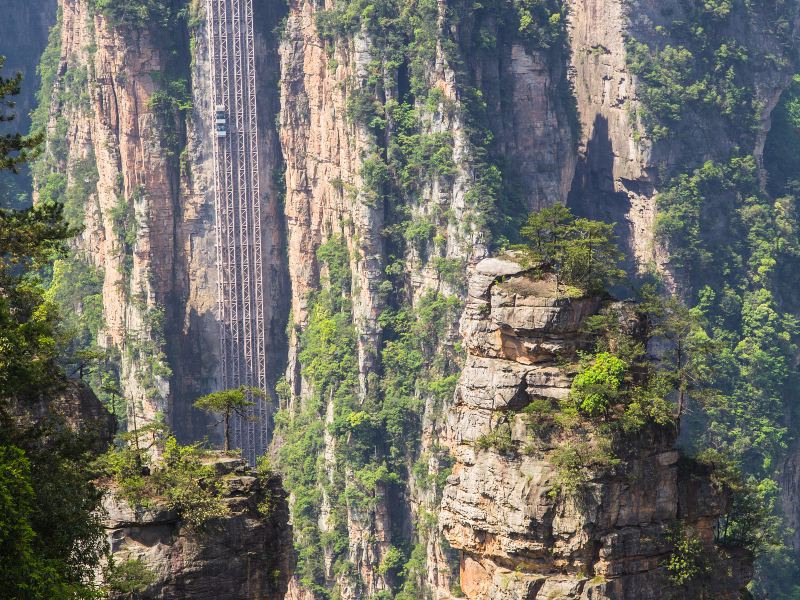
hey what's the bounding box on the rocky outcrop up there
[102,455,292,600]
[439,257,752,599]
[10,379,115,450]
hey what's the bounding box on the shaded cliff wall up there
[0,0,58,207]
[101,455,292,600]
[566,0,798,275]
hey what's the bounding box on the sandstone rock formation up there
[32,0,287,445]
[102,455,292,600]
[439,257,752,599]
[11,0,800,596]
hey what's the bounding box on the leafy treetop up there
[518,204,624,294]
[193,386,260,451]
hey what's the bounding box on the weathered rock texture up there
[439,257,752,599]
[102,455,292,600]
[566,0,799,275]
[36,0,287,443]
[10,379,116,451]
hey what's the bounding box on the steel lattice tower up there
[205,0,269,464]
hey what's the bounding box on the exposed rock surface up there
[565,0,799,275]
[102,455,293,600]
[10,379,116,450]
[37,0,287,444]
[19,0,800,597]
[439,257,752,599]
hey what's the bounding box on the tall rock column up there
[439,256,753,599]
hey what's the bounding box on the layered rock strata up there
[439,257,752,599]
[102,455,292,600]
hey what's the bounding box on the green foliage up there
[549,438,619,496]
[664,524,710,586]
[157,437,228,528]
[475,421,514,454]
[96,435,229,529]
[514,0,565,48]
[276,237,358,592]
[110,189,138,285]
[279,228,463,594]
[647,44,800,589]
[0,55,106,600]
[571,352,627,417]
[0,201,76,399]
[624,3,776,142]
[518,204,624,293]
[146,78,192,159]
[64,156,99,227]
[0,425,107,599]
[0,440,102,598]
[376,546,404,576]
[655,156,757,271]
[193,386,259,415]
[104,558,157,595]
[317,235,352,298]
[694,449,783,555]
[90,0,183,30]
[254,456,280,518]
[0,445,46,595]
[30,12,63,138]
[194,386,259,450]
[655,154,800,481]
[0,58,42,174]
[764,74,800,197]
[379,291,462,462]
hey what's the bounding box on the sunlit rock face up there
[439,257,752,599]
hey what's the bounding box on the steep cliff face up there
[17,0,800,597]
[35,0,189,431]
[566,0,799,273]
[33,0,287,443]
[102,455,292,599]
[440,257,751,599]
[273,0,588,595]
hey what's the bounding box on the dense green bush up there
[518,204,624,293]
[91,0,182,30]
[96,435,229,529]
[104,558,157,595]
[571,352,627,417]
[624,1,787,142]
[664,524,710,586]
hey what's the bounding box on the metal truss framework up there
[205,0,268,464]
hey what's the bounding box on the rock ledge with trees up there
[439,252,754,600]
[100,452,293,600]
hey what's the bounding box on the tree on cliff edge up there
[519,204,624,294]
[194,386,260,451]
